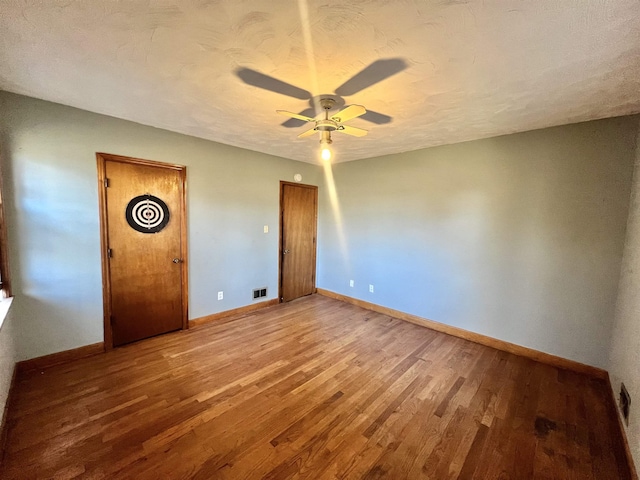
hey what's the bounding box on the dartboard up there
[125,194,170,234]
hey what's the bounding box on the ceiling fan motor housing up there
[316,119,338,131]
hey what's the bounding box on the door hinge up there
[109,315,114,325]
[107,248,112,258]
[104,178,110,188]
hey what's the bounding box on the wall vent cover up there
[253,287,267,300]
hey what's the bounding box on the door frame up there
[278,181,318,303]
[96,152,189,350]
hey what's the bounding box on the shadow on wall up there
[1,143,104,358]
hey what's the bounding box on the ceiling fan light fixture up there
[320,131,333,161]
[321,147,332,162]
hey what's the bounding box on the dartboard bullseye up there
[125,194,170,233]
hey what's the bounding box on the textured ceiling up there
[1,1,640,164]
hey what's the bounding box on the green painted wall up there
[1,89,638,374]
[0,91,321,360]
[609,122,640,468]
[317,116,638,368]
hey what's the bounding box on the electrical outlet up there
[217,291,223,300]
[349,280,354,287]
[369,284,374,293]
[263,225,269,233]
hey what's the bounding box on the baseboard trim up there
[16,342,105,375]
[606,374,639,479]
[316,288,607,380]
[190,298,280,328]
[0,364,17,466]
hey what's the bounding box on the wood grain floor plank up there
[0,295,632,479]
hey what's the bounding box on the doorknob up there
[173,258,183,263]
[283,249,290,254]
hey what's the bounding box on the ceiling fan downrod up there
[316,98,339,134]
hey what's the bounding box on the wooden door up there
[279,182,317,302]
[97,153,188,348]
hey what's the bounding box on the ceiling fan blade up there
[277,110,315,122]
[334,58,408,96]
[235,68,311,100]
[360,109,392,125]
[337,125,368,137]
[297,127,318,138]
[281,108,317,128]
[331,104,366,123]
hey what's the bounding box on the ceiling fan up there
[277,98,367,160]
[236,58,408,128]
[236,58,407,160]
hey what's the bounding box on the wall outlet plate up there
[217,291,223,300]
[369,284,374,293]
[349,280,354,287]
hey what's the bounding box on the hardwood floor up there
[1,295,632,479]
